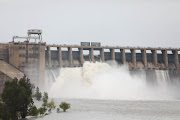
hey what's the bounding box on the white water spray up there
[48,62,180,100]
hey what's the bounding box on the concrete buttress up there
[68,47,73,67]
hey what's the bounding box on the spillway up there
[45,61,180,100]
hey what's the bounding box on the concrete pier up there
[57,47,62,67]
[120,49,126,64]
[38,43,46,89]
[79,48,84,66]
[68,47,73,67]
[100,48,104,62]
[110,48,115,61]
[162,50,168,69]
[173,50,179,69]
[90,48,94,62]
[47,46,52,67]
[141,49,147,68]
[131,49,136,68]
[152,49,158,67]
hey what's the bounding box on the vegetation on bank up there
[60,102,71,112]
[0,77,33,120]
[0,77,71,120]
[34,87,42,101]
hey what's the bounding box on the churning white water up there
[48,62,180,100]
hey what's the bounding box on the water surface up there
[29,98,180,120]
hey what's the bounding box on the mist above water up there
[48,62,180,100]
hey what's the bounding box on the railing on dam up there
[45,44,180,70]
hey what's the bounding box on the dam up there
[0,29,180,91]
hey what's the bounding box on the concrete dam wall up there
[0,29,179,93]
[1,41,180,90]
[45,45,180,70]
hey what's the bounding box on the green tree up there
[18,77,34,118]
[42,92,48,103]
[34,87,42,101]
[29,105,39,116]
[1,76,34,119]
[42,92,48,111]
[59,102,70,112]
[38,107,45,116]
[0,95,2,102]
[0,101,10,120]
[56,108,60,113]
[47,99,56,112]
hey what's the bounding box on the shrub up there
[59,102,70,112]
[34,87,42,101]
[38,107,45,116]
[42,92,48,112]
[57,108,60,113]
[47,99,56,113]
[42,92,48,103]
[29,106,39,116]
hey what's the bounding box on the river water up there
[29,99,180,120]
[30,62,180,120]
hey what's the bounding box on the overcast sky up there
[0,0,180,48]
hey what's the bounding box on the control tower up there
[10,29,46,89]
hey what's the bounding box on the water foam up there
[48,61,180,100]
